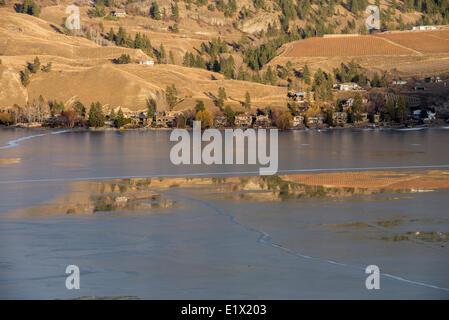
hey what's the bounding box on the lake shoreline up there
[1,122,447,132]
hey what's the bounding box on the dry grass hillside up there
[1,0,448,112]
[0,8,287,112]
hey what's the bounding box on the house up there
[412,109,422,120]
[307,115,324,126]
[111,10,127,17]
[104,120,115,127]
[392,79,407,85]
[292,115,304,127]
[139,60,154,66]
[234,114,253,127]
[290,92,306,102]
[334,82,362,91]
[130,112,151,126]
[214,115,227,127]
[412,25,436,31]
[155,115,175,127]
[342,97,368,109]
[355,113,369,124]
[413,85,425,91]
[165,110,183,117]
[254,115,271,128]
[373,113,381,123]
[332,112,348,125]
[413,109,436,121]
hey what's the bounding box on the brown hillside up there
[0,9,288,111]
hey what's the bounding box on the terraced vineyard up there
[376,30,449,54]
[287,35,414,57]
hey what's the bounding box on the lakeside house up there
[413,109,436,121]
[332,112,348,125]
[214,115,227,127]
[130,112,151,127]
[292,115,304,127]
[234,114,253,127]
[254,115,271,128]
[342,97,368,110]
[165,110,183,117]
[155,115,175,127]
[307,115,324,126]
[355,113,369,124]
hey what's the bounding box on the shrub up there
[20,69,30,86]
[42,62,52,72]
[115,54,131,64]
[28,56,40,73]
[16,0,40,17]
[0,112,14,125]
[59,109,78,128]
[276,112,293,130]
[195,110,213,129]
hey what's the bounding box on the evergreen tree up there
[396,96,406,122]
[73,101,86,118]
[157,44,166,64]
[244,91,251,109]
[166,84,178,108]
[29,56,40,73]
[20,69,30,87]
[195,100,205,112]
[386,99,395,122]
[108,28,115,42]
[223,105,235,126]
[303,64,311,85]
[150,2,161,20]
[19,0,40,17]
[352,93,363,115]
[172,2,179,20]
[109,108,116,120]
[116,108,126,127]
[116,54,131,64]
[88,102,105,127]
[325,109,334,126]
[146,97,157,119]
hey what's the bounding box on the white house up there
[139,60,154,66]
[412,26,436,31]
[413,109,436,121]
[112,10,127,17]
[334,83,362,91]
[392,79,407,85]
